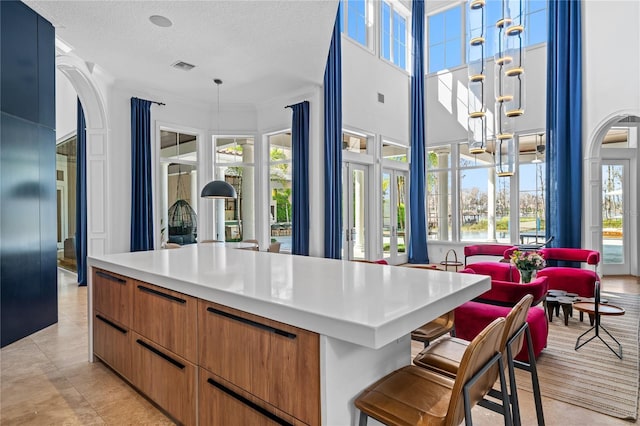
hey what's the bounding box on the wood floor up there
[1,269,638,425]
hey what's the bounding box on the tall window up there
[268,132,293,252]
[342,0,368,47]
[426,145,452,241]
[381,1,407,69]
[428,5,462,73]
[160,130,198,245]
[214,136,255,242]
[518,133,546,244]
[459,142,493,241]
[525,0,547,46]
[425,133,547,244]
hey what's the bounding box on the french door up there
[601,160,630,275]
[382,169,408,264]
[342,163,369,261]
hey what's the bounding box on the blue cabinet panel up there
[1,1,57,348]
[38,16,56,129]
[0,1,39,123]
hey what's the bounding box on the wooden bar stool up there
[413,295,545,426]
[355,317,511,426]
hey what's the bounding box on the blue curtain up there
[408,0,429,264]
[324,4,343,259]
[130,97,154,252]
[545,0,582,249]
[75,98,87,286]
[289,101,310,256]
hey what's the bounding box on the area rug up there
[516,292,639,420]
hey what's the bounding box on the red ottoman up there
[454,301,548,361]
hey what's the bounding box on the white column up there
[488,167,497,242]
[242,143,255,240]
[190,169,198,216]
[438,153,449,240]
[161,162,169,246]
[215,167,226,241]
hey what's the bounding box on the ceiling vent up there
[171,61,196,71]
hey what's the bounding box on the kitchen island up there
[88,244,489,425]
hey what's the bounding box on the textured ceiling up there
[24,0,339,105]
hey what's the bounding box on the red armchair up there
[460,264,549,306]
[536,248,600,298]
[455,263,550,361]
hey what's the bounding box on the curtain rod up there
[151,100,166,106]
[284,100,308,109]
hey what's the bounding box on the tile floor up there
[1,269,638,425]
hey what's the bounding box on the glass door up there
[382,169,408,264]
[601,160,630,275]
[342,163,368,261]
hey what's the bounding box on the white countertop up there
[88,244,490,349]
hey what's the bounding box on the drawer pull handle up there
[96,314,128,334]
[136,339,185,370]
[137,285,186,304]
[206,307,296,339]
[206,378,294,426]
[96,271,126,284]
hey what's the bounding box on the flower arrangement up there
[510,250,545,283]
[510,250,545,271]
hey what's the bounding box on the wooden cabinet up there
[199,369,301,426]
[93,312,131,380]
[131,332,197,426]
[92,267,321,426]
[133,282,197,363]
[198,301,320,425]
[93,269,133,327]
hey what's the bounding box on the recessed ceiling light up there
[149,15,172,28]
[171,61,196,71]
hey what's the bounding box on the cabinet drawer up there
[133,282,197,362]
[93,312,132,380]
[93,269,133,327]
[131,333,196,426]
[198,301,320,425]
[199,369,301,426]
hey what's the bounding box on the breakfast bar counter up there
[88,244,490,425]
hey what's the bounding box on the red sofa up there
[536,248,600,298]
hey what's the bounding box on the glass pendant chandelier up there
[493,0,524,177]
[467,0,487,154]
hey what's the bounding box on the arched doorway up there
[56,55,110,258]
[586,113,639,276]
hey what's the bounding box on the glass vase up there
[519,269,535,284]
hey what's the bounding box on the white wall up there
[55,68,77,140]
[582,0,640,145]
[342,38,410,143]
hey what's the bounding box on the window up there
[426,145,453,241]
[268,132,292,252]
[425,133,547,244]
[459,142,494,241]
[381,1,407,69]
[342,0,368,47]
[214,136,255,242]
[382,141,408,162]
[428,5,463,73]
[525,0,547,46]
[160,130,198,245]
[518,133,545,244]
[343,131,369,154]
